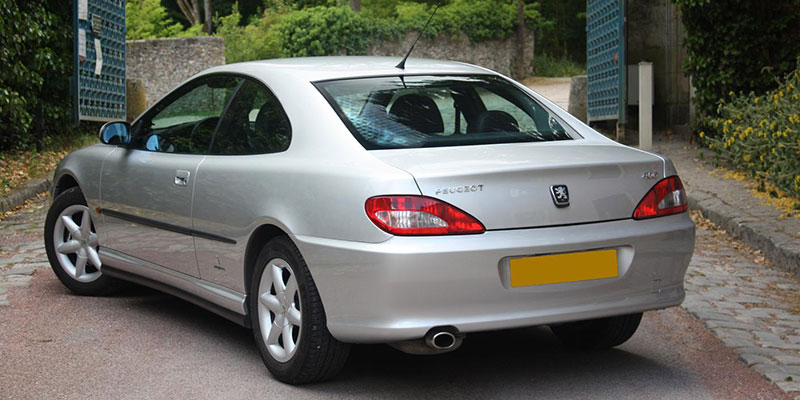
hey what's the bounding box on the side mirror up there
[99,121,132,146]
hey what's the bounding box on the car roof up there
[200,56,495,83]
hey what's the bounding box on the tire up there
[44,186,116,296]
[250,236,350,384]
[550,312,643,350]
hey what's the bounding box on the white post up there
[638,62,653,151]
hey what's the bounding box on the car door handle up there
[174,170,190,186]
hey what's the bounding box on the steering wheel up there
[190,116,221,152]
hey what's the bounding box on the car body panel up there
[99,148,203,277]
[371,141,666,229]
[49,57,695,344]
[295,212,694,342]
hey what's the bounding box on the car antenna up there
[395,4,440,70]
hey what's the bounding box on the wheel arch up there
[53,172,81,198]
[243,224,292,301]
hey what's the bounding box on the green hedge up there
[0,0,73,151]
[673,0,800,128]
[218,1,539,63]
[702,60,800,199]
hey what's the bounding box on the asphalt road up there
[0,268,787,400]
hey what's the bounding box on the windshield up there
[315,75,577,150]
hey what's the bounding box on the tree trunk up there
[516,0,526,79]
[350,0,361,12]
[176,0,200,25]
[203,0,212,33]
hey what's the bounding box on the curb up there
[688,193,800,278]
[0,178,51,214]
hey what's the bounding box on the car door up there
[192,77,291,292]
[99,75,242,277]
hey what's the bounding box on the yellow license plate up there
[509,249,618,287]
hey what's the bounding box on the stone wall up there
[126,36,225,106]
[368,31,534,79]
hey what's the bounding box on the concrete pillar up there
[568,75,587,123]
[638,62,653,151]
[126,78,147,122]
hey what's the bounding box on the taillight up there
[633,176,688,220]
[365,195,485,235]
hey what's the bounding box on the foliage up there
[393,0,518,42]
[673,0,800,125]
[534,0,585,64]
[0,0,73,151]
[216,3,287,62]
[127,0,205,39]
[701,61,800,199]
[275,6,380,57]
[533,53,585,77]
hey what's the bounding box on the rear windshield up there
[315,75,577,150]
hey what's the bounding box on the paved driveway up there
[0,196,789,399]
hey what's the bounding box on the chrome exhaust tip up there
[427,331,457,350]
[388,326,464,355]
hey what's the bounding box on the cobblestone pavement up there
[3,194,800,396]
[685,210,800,395]
[0,195,48,306]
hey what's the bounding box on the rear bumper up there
[294,213,695,343]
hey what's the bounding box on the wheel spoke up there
[80,209,91,235]
[282,325,295,353]
[287,307,301,327]
[87,233,99,247]
[284,278,297,300]
[56,240,82,254]
[74,255,88,278]
[61,215,82,237]
[87,247,102,269]
[259,293,282,313]
[267,321,282,345]
[271,264,285,294]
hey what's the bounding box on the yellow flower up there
[760,154,765,162]
[729,91,735,96]
[755,97,760,103]
[743,154,752,162]
[699,131,705,138]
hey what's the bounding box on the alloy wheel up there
[257,258,302,362]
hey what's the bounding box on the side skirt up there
[99,248,251,328]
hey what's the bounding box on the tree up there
[126,0,187,39]
[350,0,361,12]
[204,0,212,32]
[175,0,200,26]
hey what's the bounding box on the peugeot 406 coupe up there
[45,57,695,384]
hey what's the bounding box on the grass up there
[533,54,586,77]
[0,133,98,197]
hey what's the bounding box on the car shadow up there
[106,283,695,398]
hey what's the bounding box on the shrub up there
[275,6,380,57]
[0,0,73,151]
[702,60,800,199]
[673,0,800,127]
[216,3,287,63]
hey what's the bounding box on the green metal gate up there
[586,0,625,123]
[73,0,126,122]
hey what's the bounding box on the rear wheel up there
[44,187,116,296]
[550,312,643,350]
[250,236,350,384]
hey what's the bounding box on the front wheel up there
[550,312,643,350]
[44,187,116,296]
[250,236,350,384]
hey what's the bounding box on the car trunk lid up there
[370,142,665,230]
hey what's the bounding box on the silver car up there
[44,57,695,383]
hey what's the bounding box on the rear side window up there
[210,79,291,155]
[315,75,575,150]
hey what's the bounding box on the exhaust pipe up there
[389,326,464,355]
[426,330,457,350]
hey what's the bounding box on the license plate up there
[509,249,618,287]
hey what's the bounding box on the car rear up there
[295,71,695,343]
